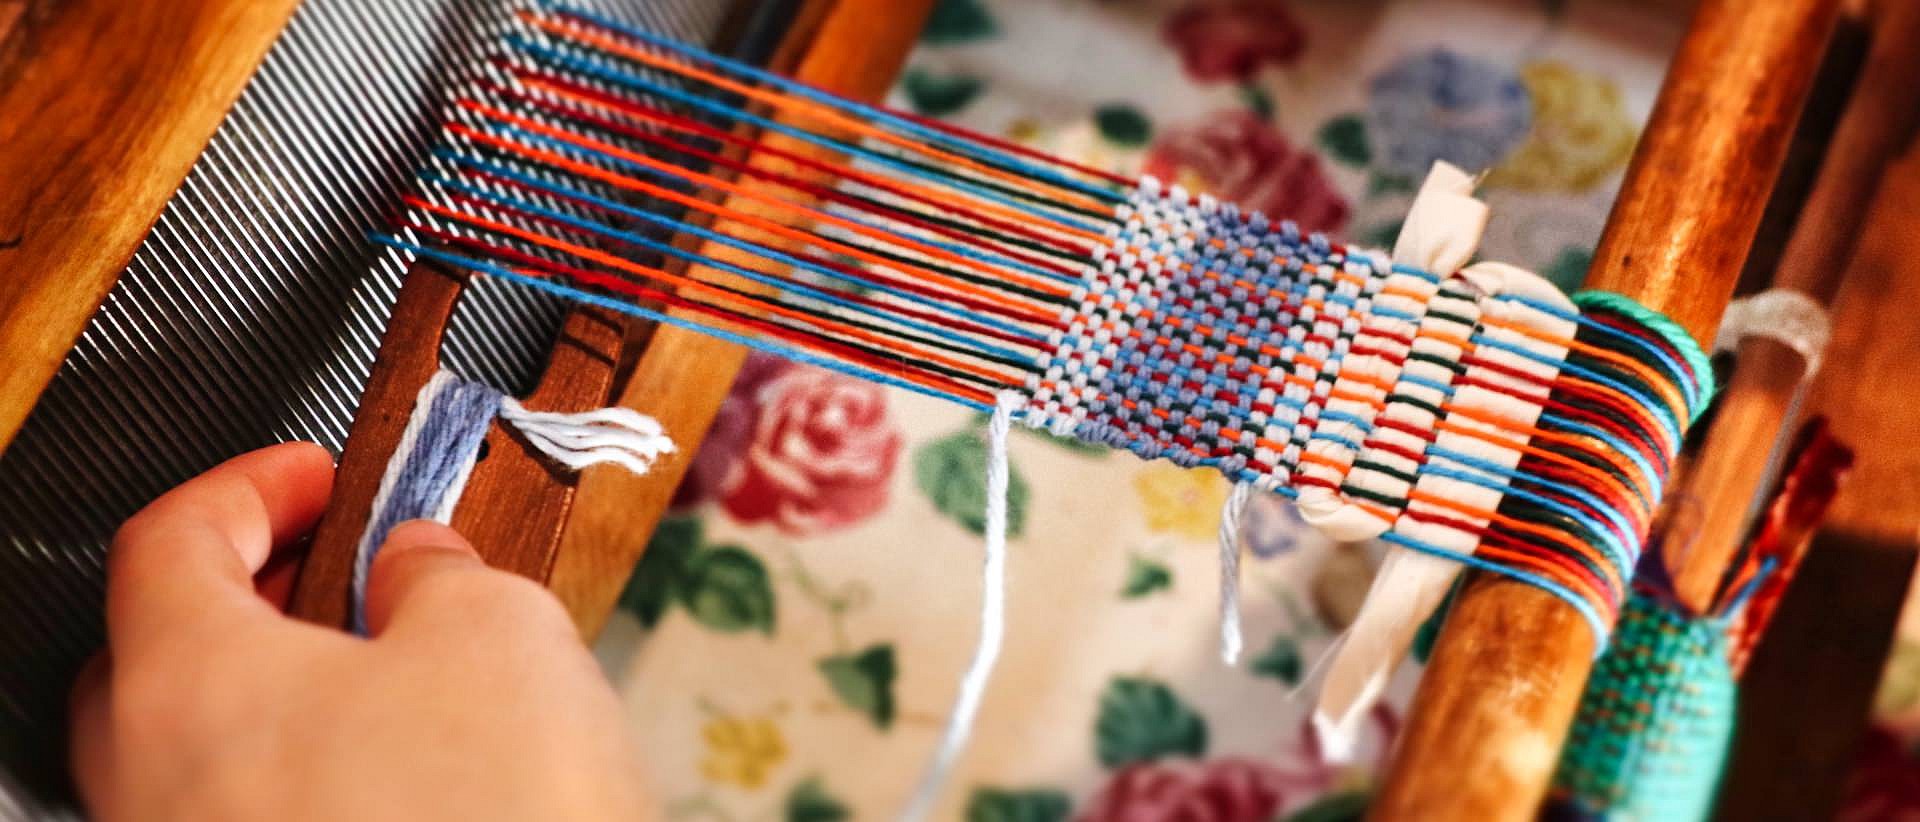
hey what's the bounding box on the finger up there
[108,442,335,655]
[363,520,574,642]
[68,653,113,807]
[255,539,310,613]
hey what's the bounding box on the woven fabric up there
[1551,592,1736,820]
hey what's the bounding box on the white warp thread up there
[900,392,1022,822]
[1217,481,1255,665]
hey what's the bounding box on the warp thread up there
[350,369,673,633]
[901,391,1022,822]
[1217,481,1254,665]
[369,8,1720,804]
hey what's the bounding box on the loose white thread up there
[901,392,1022,822]
[497,399,676,474]
[1217,481,1255,665]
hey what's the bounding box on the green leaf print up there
[965,787,1072,822]
[678,545,776,635]
[1283,791,1370,822]
[913,431,1029,537]
[1239,83,1276,120]
[1316,114,1372,167]
[617,517,702,628]
[1094,104,1153,148]
[1093,677,1208,768]
[785,777,852,822]
[1366,171,1417,197]
[1251,635,1304,686]
[1120,555,1173,599]
[921,0,997,44]
[903,68,985,116]
[818,644,898,730]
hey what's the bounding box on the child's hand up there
[70,442,648,820]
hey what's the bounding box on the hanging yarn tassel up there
[1217,481,1254,665]
[901,392,1022,822]
[350,369,672,633]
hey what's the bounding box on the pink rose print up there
[1143,111,1350,234]
[676,353,903,535]
[1078,705,1400,821]
[1163,0,1307,84]
[1077,758,1290,822]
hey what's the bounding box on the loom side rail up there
[0,0,300,455]
[1370,0,1843,817]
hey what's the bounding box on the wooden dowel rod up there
[1669,0,1920,613]
[1370,1,1840,817]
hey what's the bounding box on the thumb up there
[361,520,487,636]
[361,520,573,641]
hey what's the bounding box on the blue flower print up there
[1366,48,1531,179]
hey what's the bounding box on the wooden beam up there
[0,0,299,454]
[548,0,937,637]
[1669,0,1920,612]
[1370,0,1841,817]
[1717,121,1920,819]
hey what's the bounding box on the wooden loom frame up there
[3,0,1918,818]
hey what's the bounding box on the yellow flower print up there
[698,714,788,790]
[1131,463,1229,541]
[1485,61,1638,193]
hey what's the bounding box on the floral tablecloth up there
[592,1,1692,818]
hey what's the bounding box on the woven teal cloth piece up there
[1550,592,1736,820]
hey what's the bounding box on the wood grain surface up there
[1668,0,1920,612]
[0,0,299,455]
[1370,0,1843,817]
[1718,132,1920,820]
[287,263,629,628]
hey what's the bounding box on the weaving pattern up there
[376,1,1713,646]
[1550,591,1735,820]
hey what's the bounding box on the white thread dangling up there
[1217,481,1254,665]
[901,392,1023,822]
[497,398,676,474]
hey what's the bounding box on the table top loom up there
[2,0,1918,818]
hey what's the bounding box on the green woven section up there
[1571,290,1718,422]
[1551,592,1735,820]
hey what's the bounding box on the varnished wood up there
[550,0,937,637]
[1716,129,1920,820]
[1372,1,1842,817]
[290,265,469,627]
[1668,0,1920,611]
[288,261,628,627]
[0,0,299,455]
